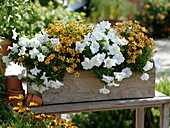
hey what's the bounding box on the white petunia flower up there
[41,30,49,42]
[90,41,100,54]
[28,74,36,79]
[103,41,110,50]
[97,53,106,61]
[55,80,64,88]
[103,57,116,68]
[37,53,45,62]
[43,79,48,85]
[114,72,126,81]
[119,37,128,45]
[92,28,106,40]
[109,44,120,55]
[18,46,27,56]
[75,41,86,53]
[40,72,47,80]
[81,57,93,70]
[152,57,161,69]
[2,56,10,66]
[30,66,41,76]
[8,43,19,52]
[47,80,56,87]
[35,33,44,44]
[102,75,114,83]
[113,53,125,65]
[39,86,49,93]
[83,32,91,46]
[107,28,117,39]
[122,67,132,78]
[140,73,149,81]
[89,35,97,42]
[143,61,153,71]
[107,82,120,87]
[18,37,30,47]
[50,38,60,48]
[30,38,41,48]
[97,21,111,32]
[29,47,39,59]
[12,28,18,40]
[91,56,102,67]
[41,46,48,53]
[99,87,110,94]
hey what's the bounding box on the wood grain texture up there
[41,69,155,105]
[160,103,169,128]
[31,91,170,114]
[136,107,144,128]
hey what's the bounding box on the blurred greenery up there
[134,0,170,38]
[0,0,85,40]
[69,72,170,128]
[86,0,136,23]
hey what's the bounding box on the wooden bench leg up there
[136,107,144,128]
[160,103,169,128]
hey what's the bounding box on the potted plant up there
[3,20,161,105]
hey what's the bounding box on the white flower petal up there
[99,87,110,94]
[140,73,149,81]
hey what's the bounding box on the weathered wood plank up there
[136,107,144,128]
[41,70,155,105]
[31,91,170,114]
[160,103,169,128]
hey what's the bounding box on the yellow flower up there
[34,115,43,120]
[29,102,39,107]
[45,59,50,65]
[34,61,38,66]
[144,4,150,9]
[75,71,80,77]
[9,96,18,100]
[158,14,165,20]
[148,15,154,20]
[49,54,56,59]
[17,56,24,62]
[18,94,25,100]
[13,106,20,111]
[52,66,57,72]
[17,101,23,107]
[64,122,76,127]
[18,108,26,114]
[66,67,74,73]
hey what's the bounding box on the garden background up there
[0,0,170,127]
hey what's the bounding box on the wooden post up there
[136,107,144,128]
[160,103,169,128]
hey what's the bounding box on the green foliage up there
[156,72,170,96]
[135,0,170,38]
[69,109,135,128]
[0,73,11,125]
[0,0,32,39]
[16,1,86,38]
[0,0,85,39]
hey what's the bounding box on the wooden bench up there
[31,91,170,128]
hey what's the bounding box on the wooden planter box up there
[31,69,155,105]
